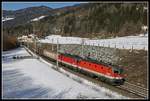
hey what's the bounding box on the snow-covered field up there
[39,34,148,50]
[30,16,46,22]
[2,17,14,22]
[2,47,31,63]
[2,47,128,99]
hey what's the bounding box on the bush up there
[3,34,19,51]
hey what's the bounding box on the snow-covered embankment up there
[2,47,128,99]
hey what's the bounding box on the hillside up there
[2,3,148,50]
[3,3,147,38]
[2,6,53,28]
[3,34,20,51]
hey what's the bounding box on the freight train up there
[26,43,125,86]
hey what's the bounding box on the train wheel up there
[74,68,78,72]
[89,73,96,78]
[99,77,106,82]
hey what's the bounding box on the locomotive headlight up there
[116,77,122,79]
[106,73,111,75]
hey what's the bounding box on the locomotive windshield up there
[113,68,124,74]
[114,70,119,74]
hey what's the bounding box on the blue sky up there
[2,2,88,10]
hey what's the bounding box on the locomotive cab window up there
[76,59,79,63]
[113,68,124,74]
[114,70,119,74]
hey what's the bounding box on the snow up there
[39,33,148,50]
[84,35,148,50]
[30,16,45,22]
[2,47,128,99]
[2,17,14,22]
[40,35,88,44]
[141,25,148,31]
[2,47,31,62]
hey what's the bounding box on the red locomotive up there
[58,53,125,85]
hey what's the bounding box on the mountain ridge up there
[3,3,147,38]
[2,5,53,28]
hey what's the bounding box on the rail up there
[117,81,148,98]
[24,45,148,99]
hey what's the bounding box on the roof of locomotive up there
[60,52,82,60]
[84,57,123,70]
[60,53,123,70]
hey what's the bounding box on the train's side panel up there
[78,60,114,77]
[59,55,77,66]
[64,56,123,78]
[46,52,122,79]
[59,55,113,79]
[43,50,57,60]
[44,52,112,78]
[43,51,124,85]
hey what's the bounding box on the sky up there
[2,2,88,10]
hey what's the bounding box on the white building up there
[141,25,148,31]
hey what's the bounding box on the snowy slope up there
[2,47,31,62]
[30,16,45,22]
[39,34,148,50]
[2,17,14,22]
[2,47,128,99]
[40,35,87,44]
[84,35,148,50]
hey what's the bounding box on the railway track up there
[117,82,148,98]
[24,46,148,99]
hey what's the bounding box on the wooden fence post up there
[143,46,145,51]
[132,45,133,51]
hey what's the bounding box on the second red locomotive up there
[58,53,125,85]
